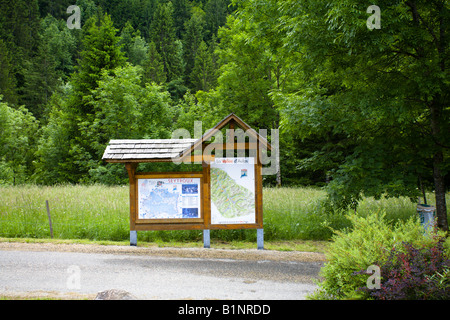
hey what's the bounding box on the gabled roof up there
[102,113,272,163]
[177,113,272,162]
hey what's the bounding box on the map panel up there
[138,178,201,219]
[211,158,256,224]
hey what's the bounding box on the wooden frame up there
[208,156,263,230]
[109,114,271,243]
[132,172,205,231]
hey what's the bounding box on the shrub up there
[308,210,447,300]
[356,238,450,300]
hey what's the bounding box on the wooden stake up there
[46,200,53,239]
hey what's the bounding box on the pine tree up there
[119,21,148,66]
[70,13,126,115]
[0,39,18,106]
[0,0,41,107]
[142,41,166,85]
[183,14,205,88]
[22,35,59,119]
[172,0,192,39]
[150,1,183,82]
[40,16,77,81]
[119,21,135,57]
[204,0,228,41]
[190,41,215,92]
[37,13,126,183]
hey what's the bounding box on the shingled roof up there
[102,113,272,163]
[102,139,196,162]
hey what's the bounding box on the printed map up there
[211,168,255,218]
[211,158,255,224]
[138,178,200,219]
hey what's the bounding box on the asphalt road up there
[0,245,324,300]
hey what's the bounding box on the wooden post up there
[255,143,264,228]
[202,160,211,235]
[125,163,138,246]
[45,200,53,239]
[256,137,264,249]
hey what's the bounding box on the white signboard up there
[210,158,256,224]
[137,178,201,219]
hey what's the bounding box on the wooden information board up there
[103,114,270,248]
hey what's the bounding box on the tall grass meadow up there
[0,185,448,243]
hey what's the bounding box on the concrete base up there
[130,229,262,249]
[257,229,264,250]
[203,229,210,248]
[130,230,137,246]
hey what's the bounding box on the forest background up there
[0,0,448,231]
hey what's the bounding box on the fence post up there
[45,200,53,239]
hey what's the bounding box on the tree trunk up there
[430,2,448,233]
[433,151,448,232]
[273,116,281,188]
[430,95,448,232]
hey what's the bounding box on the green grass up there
[0,184,448,245]
[0,184,129,241]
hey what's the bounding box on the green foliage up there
[82,64,174,184]
[190,41,216,92]
[142,41,167,85]
[0,98,39,185]
[34,85,79,184]
[204,0,229,41]
[35,14,127,184]
[172,0,192,39]
[0,0,41,108]
[70,13,126,114]
[249,0,450,229]
[150,1,183,83]
[0,39,18,106]
[119,21,148,66]
[183,14,205,87]
[213,12,280,130]
[310,210,448,300]
[40,15,78,80]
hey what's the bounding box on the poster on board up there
[137,178,201,219]
[210,157,256,224]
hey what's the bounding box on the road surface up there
[0,242,324,300]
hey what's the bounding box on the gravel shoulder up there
[0,241,326,263]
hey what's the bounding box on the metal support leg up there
[130,230,137,246]
[257,229,264,250]
[203,229,210,248]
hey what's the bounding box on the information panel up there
[210,158,256,224]
[137,178,201,219]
